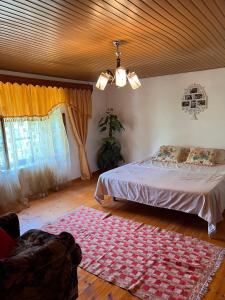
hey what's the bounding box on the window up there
[0,109,69,172]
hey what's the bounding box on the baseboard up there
[71,170,101,183]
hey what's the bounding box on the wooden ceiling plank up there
[0,50,89,80]
[86,1,225,64]
[104,0,202,53]
[190,0,225,43]
[52,0,211,66]
[170,0,225,51]
[85,0,196,54]
[36,1,186,55]
[0,18,61,42]
[215,0,225,17]
[202,0,225,31]
[152,0,225,60]
[130,0,221,57]
[0,1,66,27]
[0,0,192,63]
[0,40,220,79]
[59,1,223,68]
[0,8,64,35]
[1,0,102,39]
[0,22,111,58]
[148,0,225,60]
[64,0,199,56]
[0,35,214,78]
[0,0,225,80]
[59,1,223,67]
[1,32,207,71]
[0,7,134,56]
[0,0,102,40]
[1,29,223,79]
[0,36,118,70]
[109,0,225,66]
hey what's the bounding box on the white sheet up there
[95,159,225,232]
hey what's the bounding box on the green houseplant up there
[97,108,124,170]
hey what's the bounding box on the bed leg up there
[208,223,217,239]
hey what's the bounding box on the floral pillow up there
[153,145,188,163]
[185,147,216,166]
[206,148,225,164]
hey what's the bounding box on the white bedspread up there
[95,159,225,229]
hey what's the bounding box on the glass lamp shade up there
[115,67,127,87]
[96,72,110,90]
[127,72,141,89]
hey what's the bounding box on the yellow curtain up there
[0,82,92,118]
[0,81,92,180]
[68,107,91,180]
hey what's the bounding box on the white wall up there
[106,68,225,163]
[0,70,107,179]
[3,67,225,173]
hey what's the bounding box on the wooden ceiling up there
[1,0,225,81]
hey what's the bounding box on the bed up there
[94,158,225,236]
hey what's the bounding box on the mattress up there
[95,159,225,235]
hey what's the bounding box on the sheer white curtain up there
[0,108,70,213]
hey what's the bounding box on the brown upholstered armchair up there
[0,213,82,300]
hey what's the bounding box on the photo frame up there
[190,87,197,93]
[181,83,207,120]
[185,95,192,100]
[182,101,190,107]
[195,93,202,99]
[197,100,206,106]
[191,101,196,108]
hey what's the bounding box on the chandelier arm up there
[106,69,114,78]
[105,70,114,84]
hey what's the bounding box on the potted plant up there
[97,108,124,170]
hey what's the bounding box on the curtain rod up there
[0,74,93,92]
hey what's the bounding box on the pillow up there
[213,149,225,164]
[185,147,216,166]
[0,228,17,259]
[180,147,190,162]
[153,145,189,163]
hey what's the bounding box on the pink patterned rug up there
[43,206,225,300]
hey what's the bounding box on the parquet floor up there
[18,176,225,300]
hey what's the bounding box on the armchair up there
[0,213,82,300]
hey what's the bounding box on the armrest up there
[0,232,81,290]
[16,229,81,268]
[56,231,82,266]
[0,213,20,239]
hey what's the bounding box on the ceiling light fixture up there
[96,40,141,91]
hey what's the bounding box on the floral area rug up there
[42,206,225,300]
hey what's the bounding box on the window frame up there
[0,117,10,170]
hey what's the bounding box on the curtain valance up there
[0,82,92,118]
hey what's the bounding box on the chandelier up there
[96,40,141,91]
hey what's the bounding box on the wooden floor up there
[18,176,225,300]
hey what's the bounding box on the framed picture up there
[195,93,202,99]
[185,95,192,100]
[190,87,197,93]
[191,100,196,108]
[197,100,206,106]
[182,83,207,120]
[182,101,190,107]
